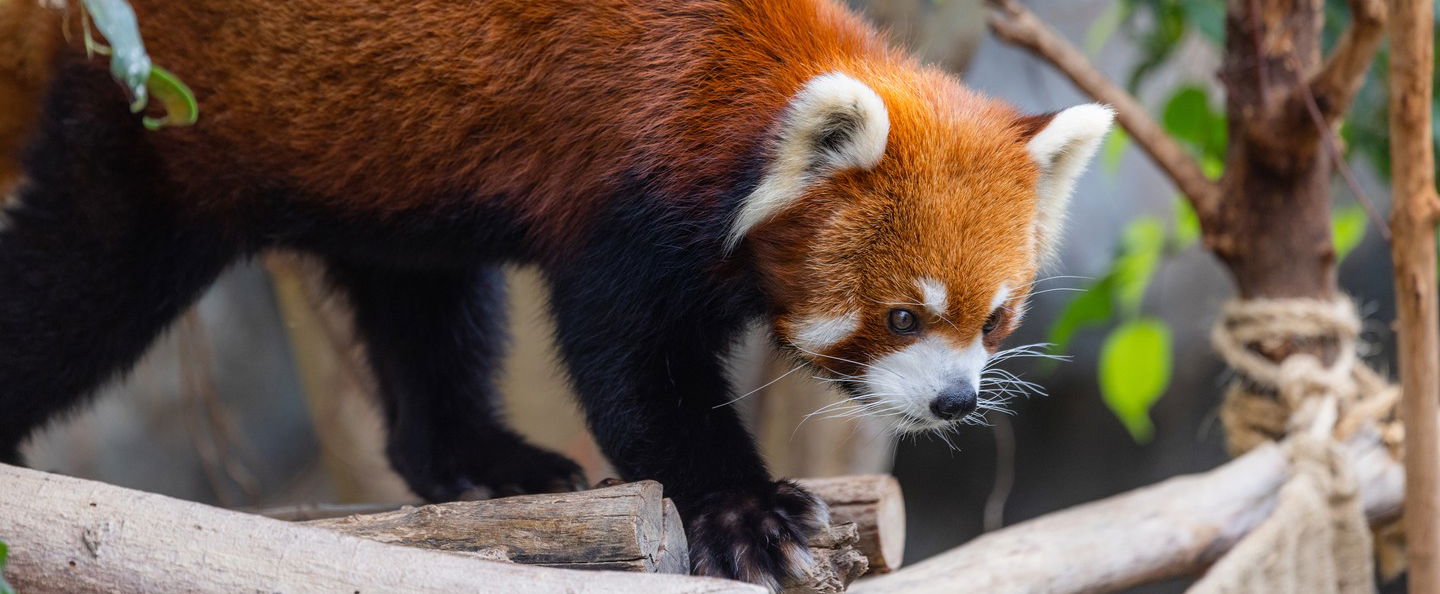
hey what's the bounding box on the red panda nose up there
[930,385,978,420]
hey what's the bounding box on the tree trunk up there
[1211,0,1335,301]
[1385,0,1440,589]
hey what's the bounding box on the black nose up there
[930,385,978,420]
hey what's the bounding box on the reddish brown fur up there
[14,0,1049,385]
[105,0,887,239]
[752,73,1043,374]
[0,0,60,195]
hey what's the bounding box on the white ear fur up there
[1026,103,1114,265]
[726,73,890,251]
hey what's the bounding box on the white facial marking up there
[917,278,948,317]
[863,335,986,430]
[792,312,860,351]
[726,73,890,251]
[990,283,1011,312]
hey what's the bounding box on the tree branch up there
[1260,0,1387,151]
[851,431,1404,594]
[1308,0,1388,123]
[984,0,1222,223]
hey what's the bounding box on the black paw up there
[394,440,587,502]
[686,480,830,591]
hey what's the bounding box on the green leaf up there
[1160,84,1227,173]
[1114,217,1166,315]
[1099,317,1173,443]
[1102,128,1130,174]
[142,65,199,130]
[1172,197,1201,249]
[1331,204,1368,263]
[1201,155,1224,180]
[1162,86,1212,148]
[1047,275,1117,355]
[0,540,11,594]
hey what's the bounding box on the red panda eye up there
[887,309,919,334]
[983,309,1003,334]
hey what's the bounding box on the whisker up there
[713,364,805,409]
[794,346,905,381]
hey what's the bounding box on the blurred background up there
[18,1,1403,591]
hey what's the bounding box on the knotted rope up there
[1199,296,1405,592]
[1211,297,1402,456]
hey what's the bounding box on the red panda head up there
[737,71,1113,433]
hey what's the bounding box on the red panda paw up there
[454,444,589,500]
[685,480,830,591]
[399,441,588,503]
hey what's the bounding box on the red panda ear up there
[1019,103,1114,266]
[726,73,890,251]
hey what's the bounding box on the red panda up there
[0,0,59,194]
[0,0,1111,587]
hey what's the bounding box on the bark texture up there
[851,434,1402,594]
[797,475,905,574]
[1385,0,1440,589]
[305,481,692,574]
[0,463,760,593]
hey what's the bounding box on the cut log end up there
[797,475,906,573]
[785,523,870,594]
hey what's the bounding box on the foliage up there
[1052,0,1406,441]
[0,539,13,594]
[1047,210,1184,443]
[79,0,197,129]
[1099,317,1172,442]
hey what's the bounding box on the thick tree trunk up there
[1210,0,1335,301]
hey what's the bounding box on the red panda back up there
[106,0,895,239]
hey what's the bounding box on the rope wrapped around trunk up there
[1198,296,1405,591]
[1211,297,1401,456]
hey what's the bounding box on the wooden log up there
[258,475,904,580]
[796,475,905,573]
[783,523,869,594]
[0,463,761,593]
[305,481,691,575]
[851,434,1404,594]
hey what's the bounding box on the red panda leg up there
[544,214,828,589]
[0,70,237,462]
[324,260,586,501]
